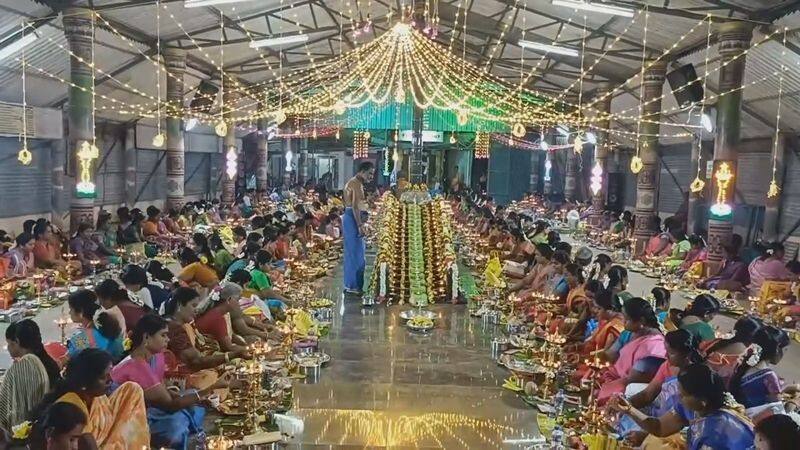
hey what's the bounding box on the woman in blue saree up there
[66,289,125,361]
[730,325,791,421]
[615,363,754,450]
[111,314,208,450]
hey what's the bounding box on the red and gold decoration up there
[474,132,490,159]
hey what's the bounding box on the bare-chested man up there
[342,161,375,295]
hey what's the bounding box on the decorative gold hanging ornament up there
[152,133,165,148]
[630,155,644,174]
[511,122,526,138]
[573,135,584,154]
[690,177,705,193]
[449,133,457,144]
[456,110,468,126]
[274,110,287,125]
[334,100,347,115]
[215,121,228,137]
[17,145,32,165]
[767,180,780,199]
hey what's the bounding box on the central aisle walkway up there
[288,289,539,448]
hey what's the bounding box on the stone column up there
[255,117,269,196]
[632,61,668,255]
[529,151,540,194]
[763,133,788,242]
[64,8,95,231]
[706,22,753,269]
[51,115,67,228]
[590,85,613,227]
[221,91,238,205]
[164,46,186,211]
[564,146,579,202]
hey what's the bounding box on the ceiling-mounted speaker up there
[189,80,219,112]
[666,64,704,110]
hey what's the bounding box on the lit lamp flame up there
[710,162,734,218]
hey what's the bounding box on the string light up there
[17,22,31,166]
[590,161,603,195]
[690,16,712,194]
[474,132,490,159]
[152,0,165,148]
[354,130,370,159]
[768,28,788,200]
[77,12,99,197]
[632,6,649,175]
[215,10,227,137]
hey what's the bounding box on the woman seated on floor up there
[613,363,755,450]
[609,329,703,446]
[596,298,666,404]
[164,287,250,390]
[66,289,125,361]
[112,314,206,449]
[749,242,795,295]
[247,250,293,305]
[0,320,62,438]
[700,315,762,385]
[194,283,266,350]
[568,289,625,380]
[120,263,171,312]
[729,325,795,421]
[95,278,147,337]
[176,247,220,298]
[673,294,721,342]
[31,348,150,449]
[677,234,707,276]
[699,242,750,291]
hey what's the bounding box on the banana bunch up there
[409,316,434,328]
[484,255,506,289]
[502,375,523,392]
[285,308,319,336]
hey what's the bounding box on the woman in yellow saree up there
[32,348,149,450]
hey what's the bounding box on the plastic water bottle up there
[550,425,564,449]
[552,389,566,418]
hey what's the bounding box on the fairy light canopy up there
[0,0,797,146]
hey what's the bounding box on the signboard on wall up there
[398,130,443,143]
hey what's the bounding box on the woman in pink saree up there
[748,242,794,295]
[597,297,666,405]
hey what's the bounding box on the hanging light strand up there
[768,28,789,199]
[17,21,32,166]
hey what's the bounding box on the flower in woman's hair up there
[12,421,32,439]
[200,255,209,265]
[744,343,762,366]
[123,337,132,351]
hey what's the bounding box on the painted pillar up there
[164,46,186,211]
[64,8,95,231]
[591,85,613,227]
[221,91,238,205]
[632,61,667,255]
[529,151,540,194]
[763,133,788,242]
[706,22,753,270]
[564,145,579,202]
[256,116,269,197]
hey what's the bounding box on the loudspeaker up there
[606,172,625,211]
[189,80,219,112]
[667,64,704,109]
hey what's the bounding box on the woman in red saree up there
[569,289,625,381]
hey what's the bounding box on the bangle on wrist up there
[224,352,230,363]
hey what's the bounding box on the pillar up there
[590,85,613,227]
[529,151,540,194]
[564,146,579,202]
[543,150,553,196]
[64,8,95,231]
[706,22,753,269]
[632,61,668,255]
[256,117,269,196]
[221,91,238,205]
[51,117,67,228]
[124,126,137,207]
[763,133,788,242]
[164,46,186,212]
